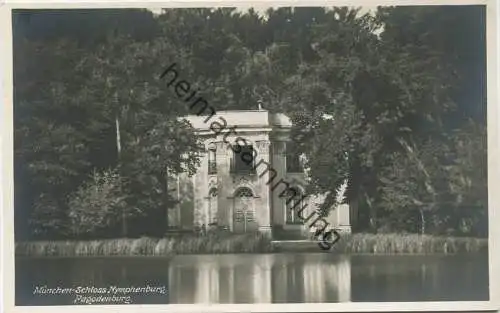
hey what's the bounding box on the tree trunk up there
[163,173,169,231]
[364,191,377,232]
[350,196,359,229]
[419,208,426,235]
[116,116,127,237]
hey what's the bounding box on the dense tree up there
[14,9,201,239]
[13,6,487,239]
[270,6,486,236]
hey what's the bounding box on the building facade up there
[168,109,351,237]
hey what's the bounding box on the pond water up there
[16,253,489,305]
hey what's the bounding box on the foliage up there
[13,6,487,239]
[276,6,486,236]
[29,194,70,239]
[14,13,201,239]
[66,169,129,237]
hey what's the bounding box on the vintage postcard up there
[1,0,498,312]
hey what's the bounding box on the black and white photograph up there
[3,2,495,310]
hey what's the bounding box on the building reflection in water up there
[168,254,351,304]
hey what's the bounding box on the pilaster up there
[254,140,272,228]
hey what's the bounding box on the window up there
[209,187,218,197]
[235,187,253,198]
[208,147,217,174]
[286,143,302,173]
[284,187,304,224]
[208,187,218,224]
[232,145,256,174]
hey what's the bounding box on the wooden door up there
[232,187,256,233]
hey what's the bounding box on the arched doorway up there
[232,187,257,233]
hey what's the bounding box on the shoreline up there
[15,233,488,258]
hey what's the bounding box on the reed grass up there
[330,233,488,254]
[15,232,273,257]
[15,232,487,257]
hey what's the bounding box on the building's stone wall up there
[171,110,351,235]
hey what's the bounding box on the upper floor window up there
[286,142,302,173]
[231,145,256,174]
[209,187,218,197]
[208,145,217,175]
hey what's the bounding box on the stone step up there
[270,240,327,252]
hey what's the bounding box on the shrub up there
[67,169,132,237]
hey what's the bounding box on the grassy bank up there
[331,233,488,254]
[15,233,487,257]
[16,232,273,257]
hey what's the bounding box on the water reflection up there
[167,254,350,303]
[15,253,488,306]
[349,254,489,302]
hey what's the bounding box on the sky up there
[147,6,378,16]
[146,6,382,35]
